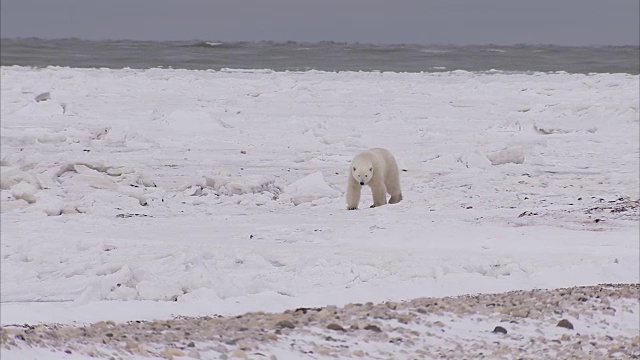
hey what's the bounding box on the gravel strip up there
[2,283,638,359]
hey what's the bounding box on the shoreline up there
[2,283,638,359]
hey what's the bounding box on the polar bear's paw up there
[389,192,403,204]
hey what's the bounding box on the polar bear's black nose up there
[359,181,364,185]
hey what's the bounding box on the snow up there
[0,66,638,358]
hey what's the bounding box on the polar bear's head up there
[351,160,373,186]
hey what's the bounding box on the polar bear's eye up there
[369,168,372,171]
[353,167,356,171]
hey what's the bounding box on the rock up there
[603,307,616,316]
[364,324,382,333]
[187,341,195,347]
[85,346,101,357]
[213,344,229,353]
[92,320,115,330]
[313,346,332,355]
[499,307,529,318]
[229,349,248,359]
[35,92,51,102]
[327,323,346,332]
[385,301,398,310]
[236,340,253,350]
[510,309,530,318]
[275,320,295,329]
[313,308,334,320]
[492,326,507,334]
[126,341,149,356]
[160,347,185,359]
[395,313,413,324]
[557,319,574,330]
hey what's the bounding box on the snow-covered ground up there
[1,66,638,359]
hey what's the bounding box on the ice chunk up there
[284,172,340,205]
[486,146,525,165]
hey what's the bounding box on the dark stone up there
[326,323,346,332]
[364,324,382,333]
[294,307,321,314]
[557,319,574,330]
[492,326,508,334]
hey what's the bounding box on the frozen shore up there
[1,67,638,358]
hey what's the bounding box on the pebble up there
[229,349,248,359]
[557,319,575,330]
[385,301,398,310]
[313,308,334,320]
[395,314,414,324]
[313,346,332,355]
[213,344,229,353]
[275,320,295,329]
[326,323,346,332]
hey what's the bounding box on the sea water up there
[1,38,638,74]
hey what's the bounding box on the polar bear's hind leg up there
[370,181,388,208]
[385,172,402,204]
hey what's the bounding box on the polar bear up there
[346,148,402,210]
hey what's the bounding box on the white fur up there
[346,148,402,210]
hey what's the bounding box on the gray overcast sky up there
[1,0,638,45]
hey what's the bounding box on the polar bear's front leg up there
[346,176,362,210]
[370,182,388,208]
